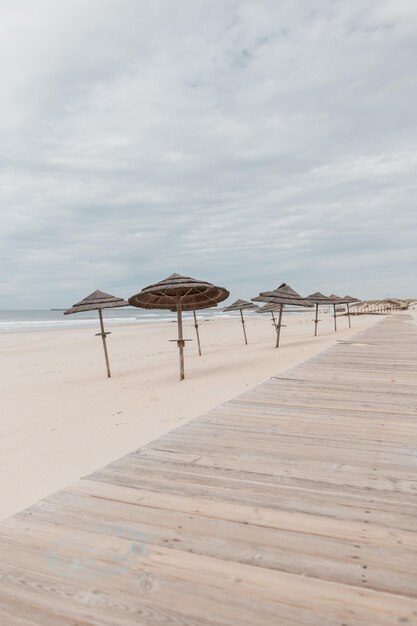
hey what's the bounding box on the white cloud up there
[0,0,416,306]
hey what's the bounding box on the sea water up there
[0,308,243,333]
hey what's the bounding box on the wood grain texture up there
[1,313,416,625]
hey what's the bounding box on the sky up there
[1,0,416,308]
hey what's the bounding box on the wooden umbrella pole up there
[193,310,202,356]
[177,300,185,381]
[276,304,284,348]
[240,309,248,345]
[333,304,337,332]
[347,302,351,328]
[270,311,278,334]
[97,308,111,378]
[314,303,319,337]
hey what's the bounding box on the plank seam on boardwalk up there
[0,313,416,625]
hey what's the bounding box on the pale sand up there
[0,311,379,520]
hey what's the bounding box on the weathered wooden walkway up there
[1,314,417,625]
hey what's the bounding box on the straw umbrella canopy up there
[306,292,333,337]
[128,274,229,381]
[223,299,258,345]
[64,290,129,378]
[252,283,313,348]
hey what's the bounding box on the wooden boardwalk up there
[1,314,417,625]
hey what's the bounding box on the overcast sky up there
[1,0,416,307]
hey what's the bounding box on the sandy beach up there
[0,310,379,521]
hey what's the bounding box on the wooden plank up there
[0,522,416,626]
[3,498,416,598]
[0,313,416,624]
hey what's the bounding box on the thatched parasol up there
[129,274,229,380]
[223,299,258,345]
[64,290,129,378]
[252,283,313,348]
[306,292,333,337]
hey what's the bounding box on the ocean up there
[0,307,245,333]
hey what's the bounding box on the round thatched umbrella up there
[129,274,229,381]
[342,295,360,328]
[223,299,258,345]
[306,292,333,337]
[64,290,129,378]
[252,283,313,348]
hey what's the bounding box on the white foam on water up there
[0,308,239,333]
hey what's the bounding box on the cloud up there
[0,0,416,306]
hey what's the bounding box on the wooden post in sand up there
[177,300,185,381]
[97,308,111,378]
[193,310,202,356]
[314,303,319,337]
[333,304,338,331]
[276,304,284,348]
[270,311,278,334]
[240,309,248,345]
[347,302,352,328]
